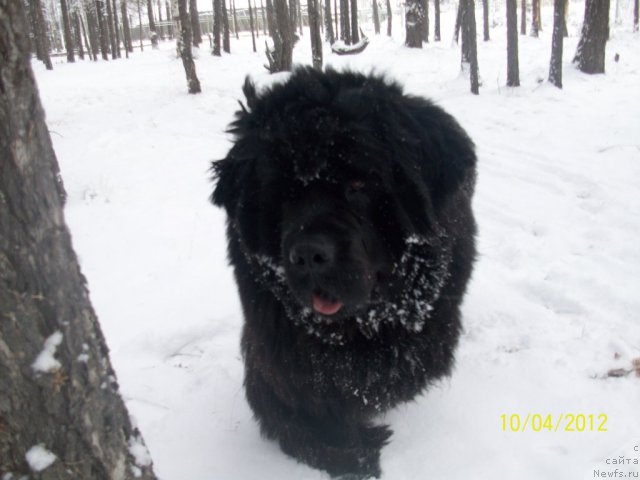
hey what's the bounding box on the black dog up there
[211,67,477,478]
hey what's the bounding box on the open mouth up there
[311,290,344,316]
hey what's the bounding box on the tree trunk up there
[96,0,110,59]
[137,0,144,50]
[350,0,359,43]
[266,0,275,37]
[372,0,380,34]
[122,0,133,52]
[249,0,257,52]
[157,0,164,39]
[222,0,230,52]
[261,0,267,35]
[461,0,479,94]
[454,0,463,43]
[60,0,75,62]
[166,1,174,38]
[340,0,350,43]
[309,0,323,68]
[86,7,101,60]
[212,0,221,55]
[27,0,44,60]
[520,0,526,34]
[506,0,519,86]
[433,0,440,40]
[530,0,540,36]
[72,12,85,59]
[548,0,565,88]
[634,0,638,32]
[105,0,117,57]
[421,0,429,42]
[0,3,159,478]
[266,0,293,72]
[177,0,201,92]
[112,0,122,57]
[573,0,610,74]
[189,0,202,46]
[33,0,54,68]
[405,0,424,47]
[147,0,158,47]
[325,0,335,42]
[482,0,489,40]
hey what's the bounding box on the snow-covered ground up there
[34,2,640,479]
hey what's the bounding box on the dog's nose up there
[288,236,335,273]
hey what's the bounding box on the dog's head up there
[212,68,475,339]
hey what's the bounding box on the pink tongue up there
[312,295,344,315]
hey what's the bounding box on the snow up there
[32,1,639,479]
[31,331,63,373]
[25,445,57,472]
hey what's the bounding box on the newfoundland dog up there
[211,67,477,478]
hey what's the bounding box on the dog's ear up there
[403,97,477,203]
[210,153,250,214]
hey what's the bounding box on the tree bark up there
[96,0,110,59]
[60,0,75,62]
[482,0,489,41]
[421,0,429,42]
[325,0,335,43]
[434,0,440,40]
[340,0,351,43]
[176,0,201,92]
[573,0,610,74]
[372,0,380,34]
[212,0,221,55]
[350,0,359,43]
[309,0,323,69]
[548,0,565,88]
[0,2,159,478]
[86,7,100,60]
[222,0,230,52]
[72,12,85,60]
[461,0,479,94]
[189,0,202,46]
[112,0,122,57]
[506,0,519,86]
[405,0,424,47]
[520,0,526,34]
[33,0,53,69]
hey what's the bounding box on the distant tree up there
[59,0,75,61]
[434,0,440,40]
[454,1,462,43]
[530,0,540,36]
[122,0,133,52]
[421,0,429,42]
[309,0,323,68]
[548,0,565,88]
[85,4,101,59]
[350,0,359,42]
[72,11,85,59]
[325,0,335,42]
[266,0,275,37]
[166,1,174,38]
[147,0,158,47]
[105,0,117,56]
[261,0,267,35]
[520,0,526,34]
[372,0,380,34]
[30,0,53,68]
[157,0,164,39]
[573,0,610,74]
[482,0,489,40]
[506,0,519,86]
[249,0,257,51]
[232,0,239,38]
[461,0,479,94]
[96,0,110,59]
[212,0,221,55]
[0,3,160,477]
[80,13,95,60]
[405,0,424,47]
[340,0,351,43]
[634,0,639,31]
[386,0,392,35]
[190,0,201,45]
[177,0,201,92]
[112,0,121,57]
[562,0,568,36]
[265,0,293,72]
[136,0,144,50]
[290,0,298,36]
[222,0,230,52]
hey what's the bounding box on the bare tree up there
[122,0,133,52]
[177,0,201,92]
[0,3,159,478]
[434,0,440,40]
[30,0,53,68]
[461,0,479,94]
[112,0,121,57]
[520,0,526,34]
[548,0,565,88]
[634,0,638,31]
[147,0,158,47]
[325,0,335,42]
[265,0,293,72]
[350,0,359,42]
[249,0,257,52]
[72,11,85,59]
[372,0,380,34]
[189,0,201,46]
[105,0,117,56]
[530,0,540,36]
[574,0,610,74]
[212,0,221,55]
[340,0,351,43]
[421,0,429,42]
[60,0,75,61]
[309,0,323,68]
[482,0,489,40]
[222,0,230,52]
[405,0,424,47]
[96,0,110,59]
[506,0,519,86]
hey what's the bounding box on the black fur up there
[211,67,477,478]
